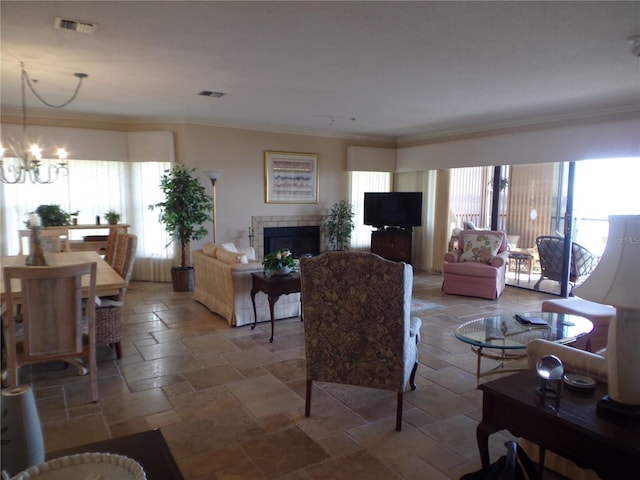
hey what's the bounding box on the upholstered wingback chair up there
[534,236,600,291]
[442,230,508,300]
[299,251,422,431]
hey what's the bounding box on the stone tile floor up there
[17,272,574,479]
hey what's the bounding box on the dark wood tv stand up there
[370,228,412,264]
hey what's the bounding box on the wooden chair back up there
[18,228,70,255]
[2,262,98,402]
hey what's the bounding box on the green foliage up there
[104,210,121,225]
[149,164,213,268]
[262,248,296,273]
[326,200,355,250]
[33,204,71,227]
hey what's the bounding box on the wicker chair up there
[103,227,126,265]
[534,236,600,291]
[96,233,137,359]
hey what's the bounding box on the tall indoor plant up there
[150,164,213,291]
[326,200,355,251]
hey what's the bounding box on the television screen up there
[364,192,422,228]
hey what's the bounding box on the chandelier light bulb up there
[56,148,68,160]
[29,144,42,160]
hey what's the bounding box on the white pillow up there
[221,242,237,253]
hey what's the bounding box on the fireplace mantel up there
[251,215,327,259]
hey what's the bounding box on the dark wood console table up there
[477,369,640,479]
[250,272,301,343]
[48,429,183,480]
[370,229,412,263]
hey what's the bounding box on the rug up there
[410,298,444,313]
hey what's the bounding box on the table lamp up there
[573,215,640,418]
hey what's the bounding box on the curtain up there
[349,171,391,250]
[0,160,173,281]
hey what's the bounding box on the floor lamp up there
[573,214,640,418]
[204,170,224,244]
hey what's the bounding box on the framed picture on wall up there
[264,151,319,203]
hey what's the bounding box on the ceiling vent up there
[198,91,226,98]
[54,16,98,35]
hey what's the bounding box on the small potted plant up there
[326,200,355,251]
[262,248,296,276]
[104,210,121,225]
[150,164,213,291]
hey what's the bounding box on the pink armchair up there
[442,230,508,300]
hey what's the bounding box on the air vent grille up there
[198,91,226,98]
[54,16,98,35]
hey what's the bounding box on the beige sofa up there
[523,339,607,480]
[192,242,300,327]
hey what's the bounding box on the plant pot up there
[171,267,195,292]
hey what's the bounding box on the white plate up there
[10,453,146,480]
[563,374,596,390]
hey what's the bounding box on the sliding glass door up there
[450,157,639,296]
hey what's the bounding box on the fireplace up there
[251,215,327,259]
[263,226,320,258]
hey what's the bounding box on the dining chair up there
[96,233,137,359]
[299,251,422,431]
[103,227,126,266]
[18,228,70,255]
[2,262,99,402]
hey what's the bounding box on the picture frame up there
[264,151,319,203]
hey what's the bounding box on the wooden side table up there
[250,272,301,343]
[477,369,640,479]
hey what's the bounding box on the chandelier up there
[0,62,88,184]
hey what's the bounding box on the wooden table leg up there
[250,287,258,330]
[477,421,495,468]
[267,293,279,343]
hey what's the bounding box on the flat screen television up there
[364,192,423,228]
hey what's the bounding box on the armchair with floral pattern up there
[299,251,422,431]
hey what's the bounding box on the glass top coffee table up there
[455,312,593,385]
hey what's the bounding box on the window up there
[349,171,391,250]
[0,159,172,281]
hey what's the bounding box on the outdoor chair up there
[534,236,600,291]
[299,251,421,431]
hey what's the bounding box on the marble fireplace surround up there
[251,215,327,260]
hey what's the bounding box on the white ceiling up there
[1,1,639,141]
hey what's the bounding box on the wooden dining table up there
[1,251,126,303]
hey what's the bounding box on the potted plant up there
[29,204,71,227]
[326,200,355,251]
[262,248,296,276]
[104,209,121,225]
[149,164,213,291]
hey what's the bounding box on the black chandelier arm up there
[21,63,87,109]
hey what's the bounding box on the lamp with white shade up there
[573,214,640,418]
